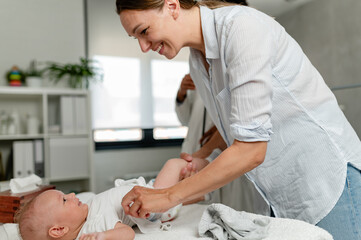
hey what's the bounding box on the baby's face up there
[36,190,88,227]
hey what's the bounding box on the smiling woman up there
[115,0,361,239]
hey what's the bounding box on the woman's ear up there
[165,0,180,19]
[48,225,69,238]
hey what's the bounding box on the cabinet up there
[0,87,93,192]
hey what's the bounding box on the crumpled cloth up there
[9,174,42,193]
[199,203,270,240]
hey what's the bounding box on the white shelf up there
[46,134,89,139]
[0,134,90,141]
[0,86,88,95]
[0,134,44,141]
[0,87,93,192]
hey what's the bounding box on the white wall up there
[0,0,85,87]
[87,0,189,60]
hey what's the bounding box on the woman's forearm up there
[169,141,267,204]
[120,141,267,218]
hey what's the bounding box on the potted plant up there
[25,60,45,87]
[45,58,103,89]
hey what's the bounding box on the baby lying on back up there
[16,157,210,240]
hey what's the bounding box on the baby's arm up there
[79,222,135,240]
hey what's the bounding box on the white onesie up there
[76,177,167,239]
[76,184,136,238]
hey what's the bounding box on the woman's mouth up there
[155,43,163,54]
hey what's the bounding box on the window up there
[87,0,190,149]
[91,56,141,129]
[151,59,189,139]
[92,56,189,149]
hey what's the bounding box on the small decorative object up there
[0,111,8,135]
[6,66,25,87]
[26,114,40,135]
[45,57,103,89]
[25,60,44,88]
[7,111,21,135]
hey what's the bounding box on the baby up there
[15,157,210,240]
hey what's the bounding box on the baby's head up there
[16,190,88,240]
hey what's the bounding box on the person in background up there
[116,1,361,239]
[175,73,215,156]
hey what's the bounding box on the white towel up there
[9,174,42,193]
[199,203,270,240]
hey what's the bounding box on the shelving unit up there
[0,87,93,193]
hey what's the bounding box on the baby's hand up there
[79,232,106,240]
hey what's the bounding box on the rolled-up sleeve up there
[224,14,274,142]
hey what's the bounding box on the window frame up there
[94,129,184,150]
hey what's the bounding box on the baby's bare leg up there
[153,157,209,189]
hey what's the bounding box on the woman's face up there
[119,2,183,59]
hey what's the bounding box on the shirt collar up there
[200,6,220,60]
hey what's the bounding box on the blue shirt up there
[189,5,361,224]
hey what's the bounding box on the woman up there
[116,0,361,238]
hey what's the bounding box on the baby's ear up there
[49,225,69,238]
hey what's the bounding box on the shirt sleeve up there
[206,148,222,162]
[224,13,274,142]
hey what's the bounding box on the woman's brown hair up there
[115,0,240,15]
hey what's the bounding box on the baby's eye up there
[63,197,67,203]
[141,28,148,35]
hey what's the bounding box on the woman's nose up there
[138,38,151,53]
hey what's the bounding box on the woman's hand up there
[180,152,193,162]
[121,186,179,218]
[179,162,198,181]
[178,154,210,181]
[179,152,196,180]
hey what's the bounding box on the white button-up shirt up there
[189,5,361,224]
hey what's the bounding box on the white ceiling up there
[249,0,314,17]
